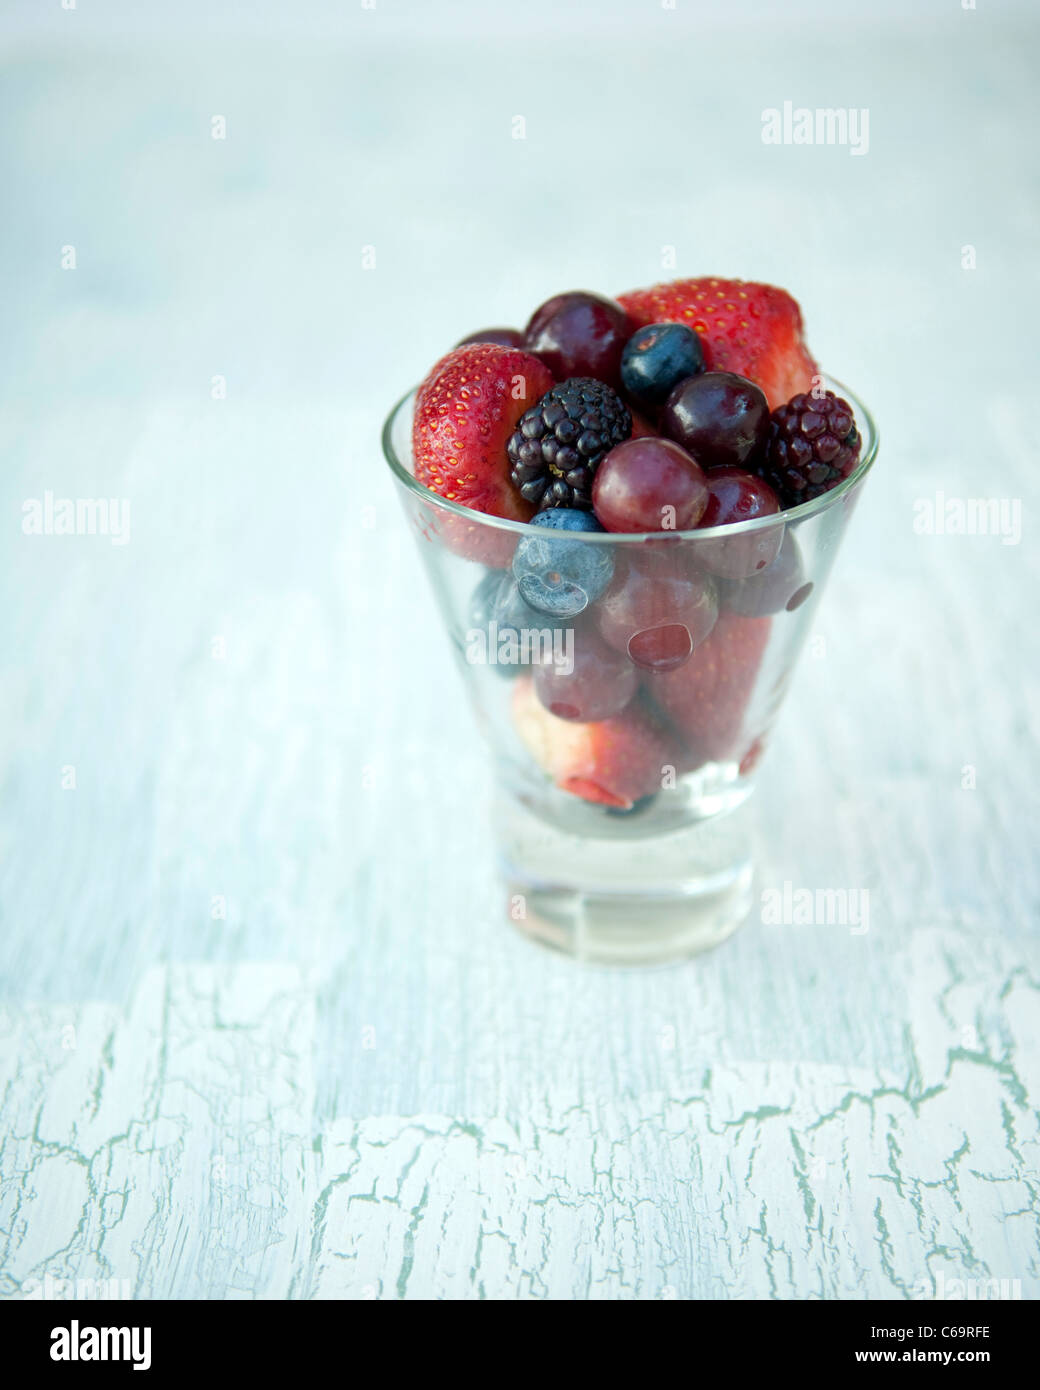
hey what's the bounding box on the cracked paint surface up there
[1,928,1037,1300]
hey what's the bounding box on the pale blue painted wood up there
[1,9,1038,1300]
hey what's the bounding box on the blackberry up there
[758,391,861,508]
[507,378,631,510]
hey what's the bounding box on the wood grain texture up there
[1,9,1038,1300]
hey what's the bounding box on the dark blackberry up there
[507,378,631,511]
[758,390,861,508]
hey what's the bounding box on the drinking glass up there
[383,378,877,963]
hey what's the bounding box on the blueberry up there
[470,571,534,638]
[468,571,553,677]
[621,322,705,408]
[605,793,658,817]
[512,509,614,618]
[528,508,605,534]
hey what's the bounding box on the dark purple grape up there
[455,327,524,349]
[718,531,812,616]
[662,371,770,470]
[524,291,632,388]
[695,467,784,580]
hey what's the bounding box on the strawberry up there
[512,677,674,809]
[616,278,817,411]
[643,612,772,767]
[412,343,554,567]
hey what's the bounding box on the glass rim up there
[381,373,878,544]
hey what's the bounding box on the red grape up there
[592,438,708,534]
[596,545,718,671]
[533,620,638,722]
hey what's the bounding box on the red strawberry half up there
[412,344,554,566]
[617,277,817,411]
[512,677,674,810]
[643,612,772,768]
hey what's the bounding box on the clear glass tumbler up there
[383,378,877,964]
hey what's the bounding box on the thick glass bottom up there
[496,790,755,965]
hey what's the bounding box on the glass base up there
[496,791,755,965]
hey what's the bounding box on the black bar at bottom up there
[1,1295,1030,1376]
